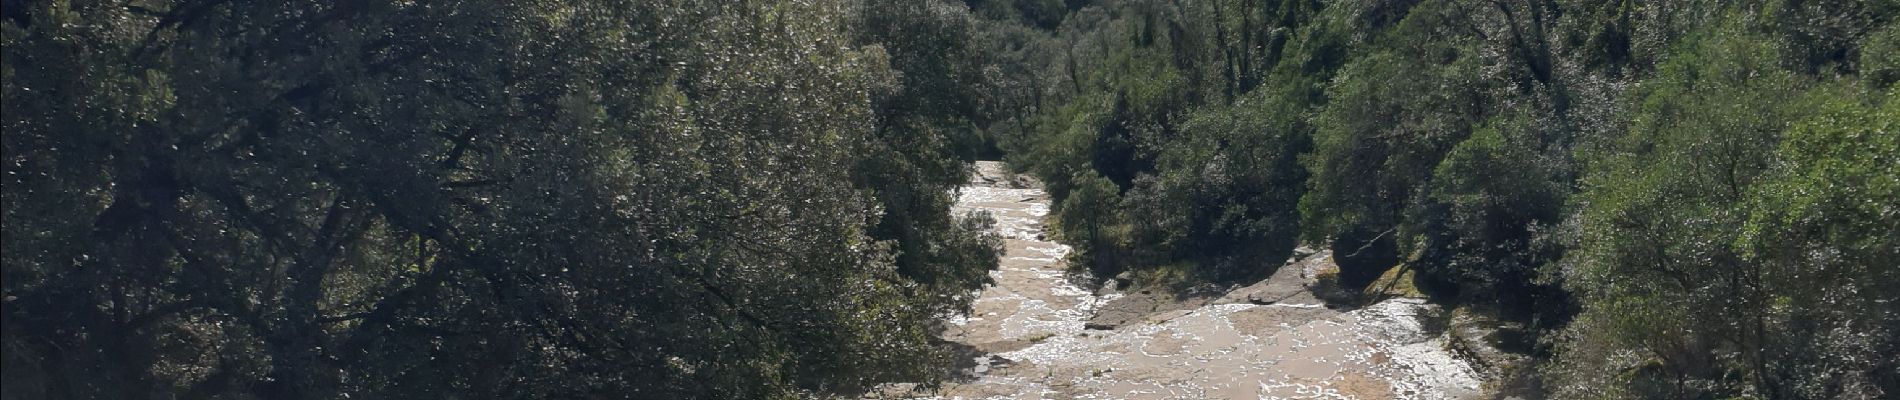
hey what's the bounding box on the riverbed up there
[917,161,1485,400]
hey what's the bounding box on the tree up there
[2,1,995,398]
[1123,89,1308,281]
[1299,6,1493,268]
[1546,15,1888,398]
[850,0,1005,318]
[1412,112,1568,316]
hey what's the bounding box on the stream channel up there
[905,161,1488,400]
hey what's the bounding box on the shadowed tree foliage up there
[2,0,999,398]
[1123,89,1309,281]
[848,0,1004,317]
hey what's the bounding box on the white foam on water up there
[902,162,1487,400]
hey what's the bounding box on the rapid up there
[904,161,1488,400]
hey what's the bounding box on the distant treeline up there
[972,0,1896,398]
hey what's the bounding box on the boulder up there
[1215,257,1314,305]
[1111,271,1135,289]
[1086,291,1161,330]
[1292,245,1318,260]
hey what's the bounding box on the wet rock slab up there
[1085,290,1200,330]
[1217,256,1325,307]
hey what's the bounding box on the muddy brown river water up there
[899,162,1486,400]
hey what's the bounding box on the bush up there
[1330,226,1399,289]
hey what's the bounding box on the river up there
[909,161,1487,400]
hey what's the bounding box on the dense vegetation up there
[5,0,1896,399]
[2,1,1001,398]
[974,0,1897,398]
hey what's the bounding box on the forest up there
[2,0,1895,399]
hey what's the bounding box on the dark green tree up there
[849,0,1005,317]
[2,1,999,398]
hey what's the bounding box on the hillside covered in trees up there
[977,0,1897,398]
[4,0,1897,399]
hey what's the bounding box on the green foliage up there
[1410,112,1568,311]
[1552,22,1802,398]
[983,0,1897,397]
[996,0,1336,279]
[1733,88,1899,399]
[1,1,999,398]
[1054,170,1126,274]
[10,0,1895,398]
[1123,90,1308,281]
[1295,0,1543,297]
[1302,0,1500,244]
[1863,21,1900,88]
[1551,15,1897,398]
[850,0,1004,317]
